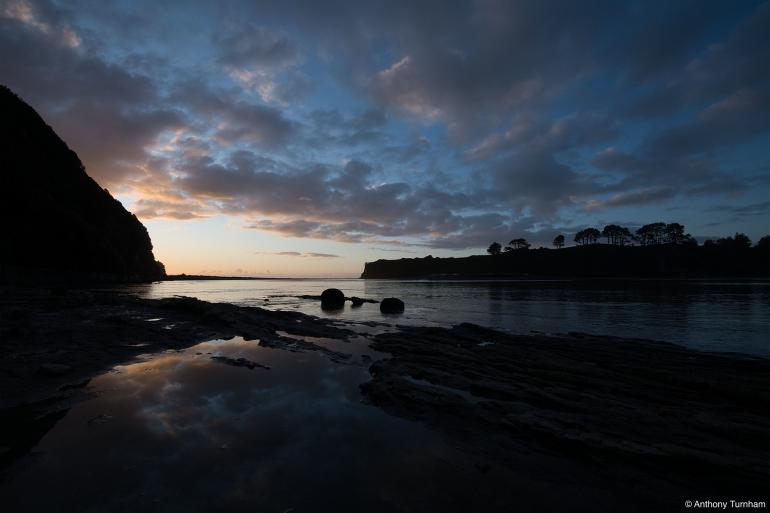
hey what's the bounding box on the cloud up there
[584,187,677,212]
[254,251,341,258]
[0,8,181,185]
[708,201,770,218]
[214,23,299,71]
[216,101,297,146]
[213,21,310,104]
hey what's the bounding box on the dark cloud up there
[645,89,770,157]
[585,187,677,212]
[214,23,299,71]
[709,201,770,218]
[216,101,297,146]
[306,108,388,148]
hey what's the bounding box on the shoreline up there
[1,288,768,507]
[159,275,770,284]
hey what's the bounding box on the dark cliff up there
[0,86,165,283]
[361,245,770,279]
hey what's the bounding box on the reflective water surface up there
[1,337,546,512]
[118,279,770,356]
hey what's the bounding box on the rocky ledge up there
[361,323,770,507]
[0,288,354,410]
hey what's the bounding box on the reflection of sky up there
[2,1,770,276]
[0,338,532,512]
[120,279,770,356]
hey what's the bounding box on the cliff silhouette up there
[361,244,770,279]
[0,86,165,283]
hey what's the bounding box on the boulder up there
[380,297,405,314]
[321,288,345,309]
[349,296,365,307]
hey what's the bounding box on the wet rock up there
[38,363,71,376]
[87,414,114,426]
[379,297,405,314]
[321,288,345,310]
[349,296,365,307]
[361,323,770,500]
[210,355,270,370]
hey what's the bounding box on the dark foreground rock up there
[360,323,770,509]
[320,288,345,309]
[379,297,404,313]
[210,355,270,370]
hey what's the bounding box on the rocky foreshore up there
[1,288,768,509]
[362,323,770,506]
[0,288,355,411]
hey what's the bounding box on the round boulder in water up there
[380,297,405,314]
[321,288,345,309]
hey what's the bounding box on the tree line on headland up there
[362,222,770,279]
[487,222,766,255]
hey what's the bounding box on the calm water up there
[1,337,567,512]
[118,279,770,357]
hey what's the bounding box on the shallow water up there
[0,337,546,512]
[117,279,770,356]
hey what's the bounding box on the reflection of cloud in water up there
[0,337,524,512]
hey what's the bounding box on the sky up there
[2,0,769,277]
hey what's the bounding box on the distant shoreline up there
[360,245,770,279]
[162,274,770,283]
[163,274,358,281]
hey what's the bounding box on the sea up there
[118,278,770,357]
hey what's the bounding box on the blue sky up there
[2,0,769,276]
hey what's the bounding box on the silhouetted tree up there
[509,238,531,250]
[713,233,752,249]
[734,233,752,248]
[636,222,667,245]
[553,234,565,248]
[487,242,502,255]
[503,245,514,252]
[601,224,633,246]
[575,228,601,245]
[756,235,770,251]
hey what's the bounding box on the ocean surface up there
[118,278,770,357]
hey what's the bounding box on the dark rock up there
[349,296,365,307]
[210,355,270,370]
[38,363,71,376]
[379,297,405,314]
[360,323,770,502]
[320,288,345,309]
